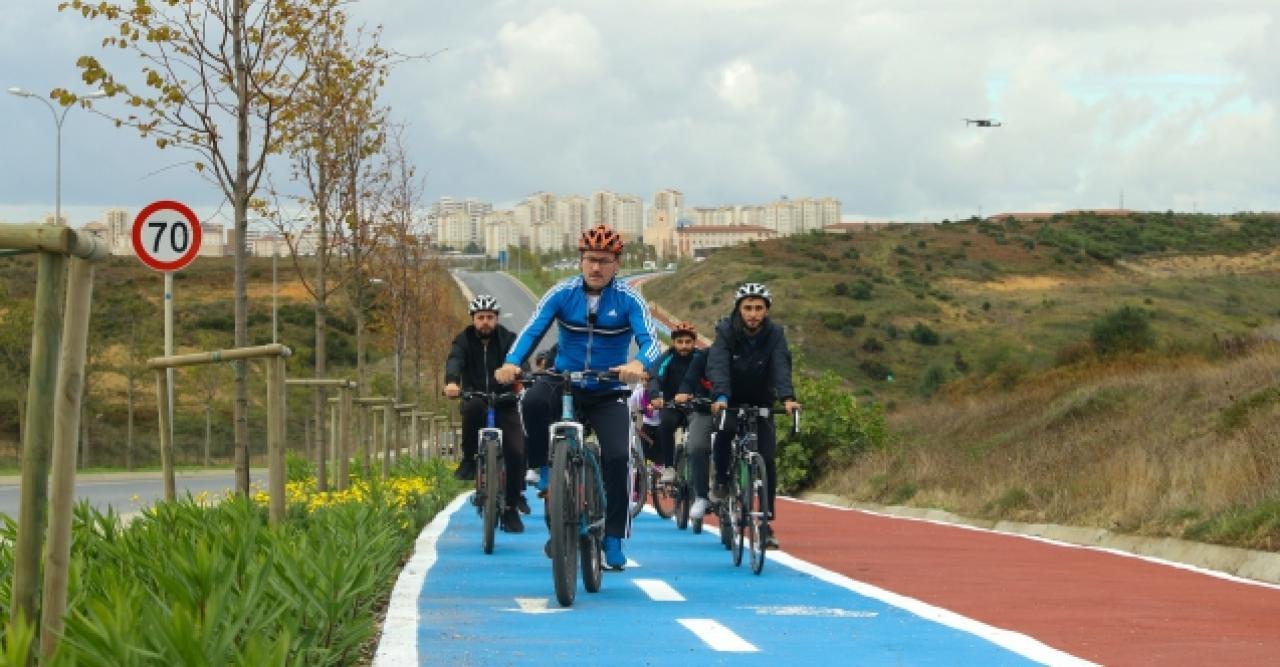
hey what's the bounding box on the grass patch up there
[1217,386,1280,433]
[1183,496,1280,551]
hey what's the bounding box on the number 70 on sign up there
[132,200,203,272]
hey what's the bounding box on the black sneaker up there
[453,460,476,481]
[763,526,780,550]
[501,508,524,533]
[515,495,531,515]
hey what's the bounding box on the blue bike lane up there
[374,493,1090,666]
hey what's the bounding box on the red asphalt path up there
[771,497,1280,666]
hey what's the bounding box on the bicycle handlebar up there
[527,369,622,384]
[715,403,802,436]
[454,390,520,403]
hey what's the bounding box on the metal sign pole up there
[164,271,175,452]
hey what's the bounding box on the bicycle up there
[457,390,518,555]
[532,369,618,607]
[670,397,713,532]
[716,404,800,575]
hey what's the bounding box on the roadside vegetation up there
[0,457,463,665]
[645,212,1280,551]
[0,254,467,471]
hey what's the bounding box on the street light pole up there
[7,88,107,228]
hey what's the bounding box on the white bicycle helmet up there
[468,294,500,315]
[734,282,772,307]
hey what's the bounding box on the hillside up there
[0,254,466,468]
[644,212,1280,551]
[645,212,1280,404]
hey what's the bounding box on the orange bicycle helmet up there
[671,321,698,339]
[578,224,624,255]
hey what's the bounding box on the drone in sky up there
[965,118,1002,128]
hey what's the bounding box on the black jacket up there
[445,325,519,393]
[646,348,702,400]
[706,312,796,407]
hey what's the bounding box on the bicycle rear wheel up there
[481,437,500,554]
[548,436,578,606]
[651,467,676,519]
[673,448,690,530]
[748,455,768,575]
[581,448,604,593]
[731,459,748,567]
[628,438,647,520]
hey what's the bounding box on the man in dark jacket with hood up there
[706,282,800,549]
[445,294,527,533]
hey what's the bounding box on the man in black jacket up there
[445,294,527,533]
[707,283,800,549]
[646,322,703,484]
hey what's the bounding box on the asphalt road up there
[0,470,267,519]
[453,270,557,356]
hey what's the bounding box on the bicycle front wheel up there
[481,438,500,555]
[581,446,604,593]
[548,436,579,606]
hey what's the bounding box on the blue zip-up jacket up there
[506,275,662,381]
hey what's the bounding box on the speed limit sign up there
[132,200,202,272]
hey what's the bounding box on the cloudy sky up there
[2,0,1277,226]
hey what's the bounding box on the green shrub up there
[859,360,893,381]
[917,365,947,397]
[909,323,940,346]
[776,370,888,493]
[1090,306,1155,356]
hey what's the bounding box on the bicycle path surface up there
[378,493,1086,666]
[377,493,1280,666]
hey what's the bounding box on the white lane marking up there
[624,558,642,568]
[373,492,469,667]
[632,578,686,601]
[503,597,571,614]
[768,550,1096,666]
[740,605,877,618]
[788,496,1280,591]
[677,619,759,653]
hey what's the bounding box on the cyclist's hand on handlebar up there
[494,363,521,385]
[650,397,665,410]
[444,383,461,399]
[673,393,691,405]
[611,360,648,385]
[784,399,800,416]
[711,400,727,416]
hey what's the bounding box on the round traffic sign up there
[132,200,202,272]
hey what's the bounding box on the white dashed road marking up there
[677,618,759,653]
[632,578,686,601]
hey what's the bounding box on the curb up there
[450,269,475,303]
[799,492,1280,586]
[497,270,539,303]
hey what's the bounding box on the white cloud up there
[477,9,605,101]
[2,1,1279,223]
[714,60,761,111]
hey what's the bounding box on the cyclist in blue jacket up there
[495,224,660,569]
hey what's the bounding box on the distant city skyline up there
[3,2,1278,225]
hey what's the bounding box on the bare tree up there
[59,0,324,495]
